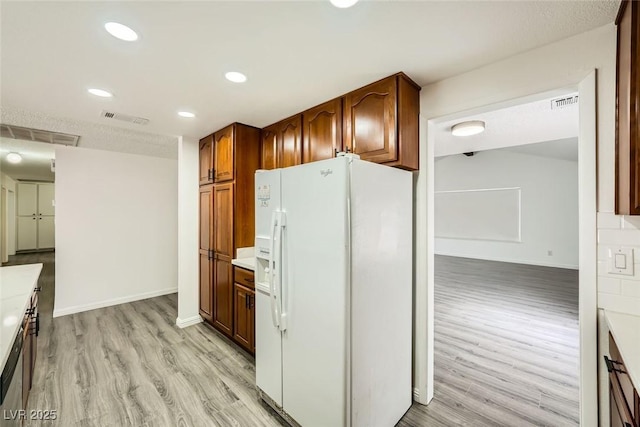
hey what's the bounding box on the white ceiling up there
[433,93,579,158]
[0,137,56,182]
[0,1,618,153]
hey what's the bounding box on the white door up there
[280,158,349,427]
[17,183,37,216]
[38,216,55,249]
[37,183,55,216]
[17,216,37,251]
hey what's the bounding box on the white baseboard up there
[176,315,203,328]
[434,251,579,270]
[52,287,178,318]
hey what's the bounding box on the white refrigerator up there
[254,154,412,427]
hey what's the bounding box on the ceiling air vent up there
[551,95,579,110]
[0,124,80,146]
[100,110,149,125]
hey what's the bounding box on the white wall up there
[176,136,201,328]
[53,146,178,317]
[435,150,579,269]
[415,23,615,424]
[0,172,17,261]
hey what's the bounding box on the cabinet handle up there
[604,355,627,374]
[208,168,213,181]
[334,148,338,157]
[35,287,42,292]
[245,294,250,309]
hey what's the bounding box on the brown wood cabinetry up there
[199,134,214,185]
[199,123,260,340]
[608,332,640,427]
[261,72,420,171]
[214,125,235,182]
[199,185,214,322]
[616,0,640,215]
[303,98,343,163]
[344,73,420,170]
[261,115,303,169]
[233,273,255,353]
[22,287,39,409]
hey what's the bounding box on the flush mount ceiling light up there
[88,88,113,98]
[330,0,359,8]
[451,120,485,137]
[225,71,247,83]
[104,22,138,41]
[6,152,22,164]
[178,111,196,118]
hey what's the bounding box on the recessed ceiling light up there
[104,22,138,41]
[225,71,247,83]
[330,0,359,8]
[88,88,113,98]
[6,152,22,164]
[178,111,196,118]
[451,120,486,137]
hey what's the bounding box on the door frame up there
[414,71,598,426]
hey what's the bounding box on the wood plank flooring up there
[3,253,579,426]
[399,255,580,427]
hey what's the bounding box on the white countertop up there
[605,310,640,391]
[231,257,255,272]
[232,247,255,272]
[1,263,42,372]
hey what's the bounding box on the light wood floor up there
[4,253,579,426]
[399,255,580,427]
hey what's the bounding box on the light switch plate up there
[608,247,634,276]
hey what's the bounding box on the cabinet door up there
[279,115,302,168]
[17,183,37,217]
[233,283,254,351]
[344,76,397,163]
[199,135,214,185]
[199,185,213,251]
[17,216,37,251]
[199,252,213,323]
[303,98,342,163]
[214,125,234,182]
[213,257,233,335]
[213,183,234,258]
[261,126,278,170]
[37,184,55,216]
[37,217,55,249]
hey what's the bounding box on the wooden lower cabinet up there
[233,282,255,353]
[199,252,213,323]
[213,257,233,336]
[608,332,640,427]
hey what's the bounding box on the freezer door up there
[255,169,282,244]
[280,158,349,427]
[255,283,283,407]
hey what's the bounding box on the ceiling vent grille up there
[551,95,579,110]
[100,110,149,125]
[0,124,80,146]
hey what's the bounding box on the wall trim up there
[434,251,579,270]
[52,287,178,318]
[176,315,203,328]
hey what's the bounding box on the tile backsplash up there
[597,212,640,315]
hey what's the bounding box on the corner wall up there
[53,146,178,316]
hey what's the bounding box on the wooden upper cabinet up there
[213,183,234,258]
[344,73,420,170]
[344,76,397,163]
[199,135,214,185]
[616,0,640,215]
[279,115,302,168]
[303,98,343,163]
[214,125,234,182]
[261,127,278,170]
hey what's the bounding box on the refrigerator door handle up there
[279,211,288,332]
[269,211,280,328]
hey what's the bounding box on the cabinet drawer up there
[233,267,254,289]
